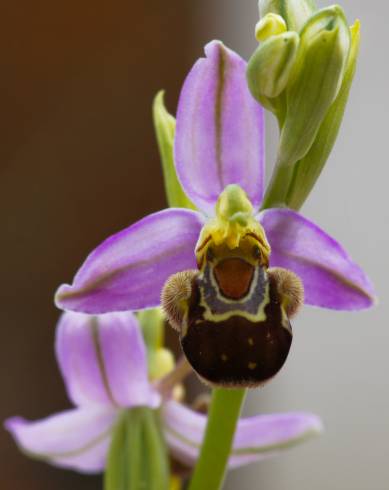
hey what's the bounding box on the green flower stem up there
[261,158,296,209]
[188,388,247,490]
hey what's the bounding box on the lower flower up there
[5,311,323,474]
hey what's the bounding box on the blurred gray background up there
[1,1,387,489]
[213,1,388,489]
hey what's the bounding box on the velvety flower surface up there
[55,40,375,315]
[5,312,322,473]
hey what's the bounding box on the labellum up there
[162,233,303,388]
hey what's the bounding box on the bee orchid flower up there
[55,41,374,386]
[56,40,374,314]
[5,311,322,473]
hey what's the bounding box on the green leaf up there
[153,91,196,210]
[104,408,169,490]
[285,20,361,210]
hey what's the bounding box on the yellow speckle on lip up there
[221,354,228,362]
[248,337,254,346]
[248,362,257,370]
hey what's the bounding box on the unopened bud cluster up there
[248,1,360,208]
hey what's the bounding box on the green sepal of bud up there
[153,91,196,210]
[258,0,317,32]
[247,31,299,104]
[277,6,351,167]
[104,408,169,490]
[285,20,361,210]
[255,13,287,41]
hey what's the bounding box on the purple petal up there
[228,411,322,468]
[175,40,265,215]
[162,400,322,468]
[260,209,376,310]
[55,208,203,313]
[56,311,160,409]
[4,406,117,473]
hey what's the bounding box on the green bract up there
[285,20,361,209]
[153,91,195,210]
[277,6,351,166]
[259,0,317,32]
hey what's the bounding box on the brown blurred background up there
[0,1,208,488]
[2,1,389,490]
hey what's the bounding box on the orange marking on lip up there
[213,258,254,300]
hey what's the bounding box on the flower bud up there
[277,6,351,166]
[259,0,317,32]
[285,20,361,209]
[148,347,175,381]
[255,13,287,41]
[247,31,299,103]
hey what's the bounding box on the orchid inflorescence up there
[6,1,375,489]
